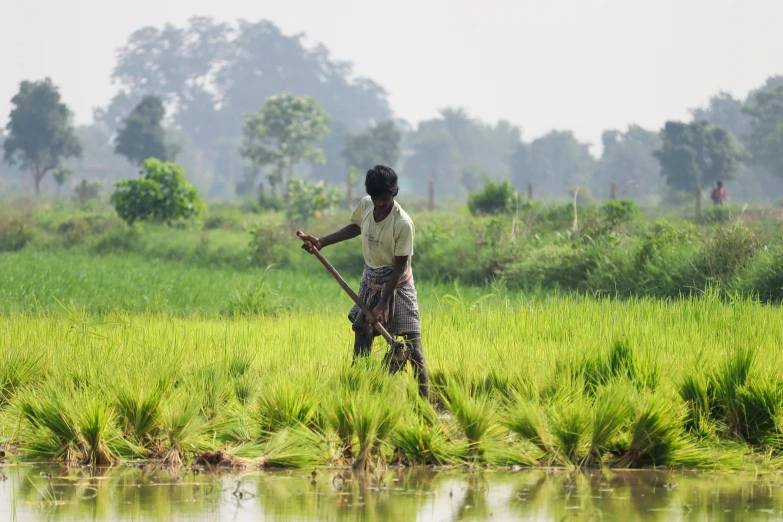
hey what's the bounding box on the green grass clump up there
[255,379,318,434]
[444,379,503,457]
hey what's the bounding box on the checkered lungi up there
[348,265,421,336]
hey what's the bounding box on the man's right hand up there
[301,234,323,254]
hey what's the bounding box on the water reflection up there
[1,463,783,521]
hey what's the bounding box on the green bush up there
[701,206,732,224]
[92,226,142,254]
[57,219,91,247]
[111,159,206,226]
[468,179,516,216]
[601,199,640,226]
[0,216,33,252]
[701,224,761,280]
[284,178,340,223]
[248,224,295,268]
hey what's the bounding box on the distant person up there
[710,181,726,205]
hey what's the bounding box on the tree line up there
[1,16,782,203]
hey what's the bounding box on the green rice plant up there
[227,426,327,468]
[261,426,327,467]
[254,378,317,434]
[584,383,634,466]
[0,349,41,406]
[78,398,121,466]
[112,380,165,448]
[394,421,456,466]
[185,364,233,420]
[227,352,256,379]
[709,347,783,445]
[607,336,636,381]
[615,396,683,468]
[444,379,502,457]
[482,440,540,467]
[336,360,390,394]
[232,373,256,406]
[349,390,403,472]
[547,392,590,466]
[158,392,208,467]
[408,381,441,428]
[19,386,83,463]
[218,404,259,445]
[580,337,659,396]
[679,370,717,437]
[320,389,354,459]
[735,378,781,445]
[504,394,552,454]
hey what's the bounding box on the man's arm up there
[301,224,361,253]
[371,255,408,323]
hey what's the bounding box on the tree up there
[461,164,491,192]
[284,177,341,223]
[114,95,175,165]
[342,121,401,171]
[100,18,392,186]
[2,78,81,194]
[653,121,745,193]
[52,165,74,194]
[240,94,330,193]
[468,178,516,216]
[742,85,783,179]
[404,123,462,196]
[690,92,751,143]
[511,131,595,198]
[111,158,205,225]
[595,125,661,198]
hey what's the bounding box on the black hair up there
[365,165,399,198]
[717,180,723,187]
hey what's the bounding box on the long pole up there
[296,231,398,347]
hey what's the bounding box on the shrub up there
[248,224,294,268]
[57,219,91,247]
[111,159,206,226]
[284,178,340,223]
[701,205,732,224]
[701,224,761,280]
[91,226,142,254]
[0,216,33,252]
[601,199,640,226]
[468,179,516,216]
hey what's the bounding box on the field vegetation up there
[1,194,783,472]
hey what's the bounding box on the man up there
[301,165,429,399]
[711,181,727,205]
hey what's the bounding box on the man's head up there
[365,165,399,210]
[717,181,723,188]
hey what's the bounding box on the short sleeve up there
[394,219,414,257]
[350,197,367,227]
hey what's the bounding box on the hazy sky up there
[1,0,782,151]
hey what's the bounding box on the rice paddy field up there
[2,249,783,477]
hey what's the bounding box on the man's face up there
[371,195,394,211]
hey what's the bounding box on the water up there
[2,464,783,521]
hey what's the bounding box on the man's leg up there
[402,333,429,400]
[352,329,372,364]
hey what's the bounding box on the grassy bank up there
[1,294,783,471]
[3,198,783,303]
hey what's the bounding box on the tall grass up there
[1,284,783,472]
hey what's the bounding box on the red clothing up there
[710,186,726,204]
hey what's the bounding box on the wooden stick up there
[296,231,398,346]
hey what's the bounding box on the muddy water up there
[1,464,783,521]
